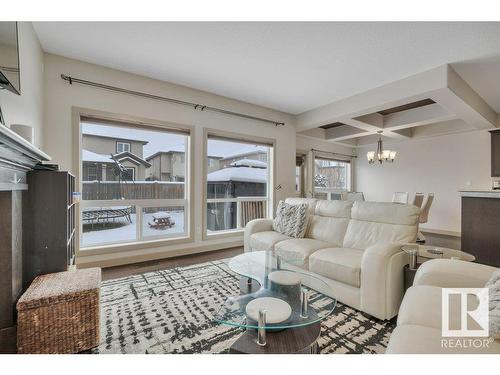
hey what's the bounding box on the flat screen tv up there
[0,22,20,95]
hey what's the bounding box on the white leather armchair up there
[387,259,500,354]
[413,258,496,288]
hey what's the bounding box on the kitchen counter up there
[460,191,500,266]
[459,190,500,198]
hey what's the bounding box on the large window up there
[205,135,273,234]
[80,118,190,248]
[313,156,351,200]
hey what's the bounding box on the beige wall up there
[355,130,491,234]
[0,22,44,148]
[43,53,297,265]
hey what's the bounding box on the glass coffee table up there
[214,251,336,354]
[401,244,476,291]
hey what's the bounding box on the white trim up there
[73,107,195,257]
[124,166,135,180]
[202,128,276,240]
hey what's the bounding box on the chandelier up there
[366,131,396,164]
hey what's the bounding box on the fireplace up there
[0,124,50,353]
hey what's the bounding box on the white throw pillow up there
[272,200,308,238]
[485,268,500,339]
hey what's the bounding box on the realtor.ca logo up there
[441,288,492,350]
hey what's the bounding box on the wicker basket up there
[16,268,101,354]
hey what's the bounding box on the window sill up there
[78,235,193,257]
[205,229,244,240]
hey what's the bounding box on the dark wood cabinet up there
[490,130,500,177]
[461,196,500,267]
[22,171,76,289]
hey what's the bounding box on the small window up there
[116,141,131,153]
[123,167,135,181]
[87,165,98,181]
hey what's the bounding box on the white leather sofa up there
[244,198,420,320]
[387,259,500,354]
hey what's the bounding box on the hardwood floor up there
[101,246,244,281]
[423,232,461,249]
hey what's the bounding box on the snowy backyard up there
[82,210,185,247]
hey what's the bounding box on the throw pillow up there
[272,200,308,238]
[485,268,500,339]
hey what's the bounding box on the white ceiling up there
[33,22,500,114]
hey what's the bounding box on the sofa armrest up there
[414,259,497,288]
[360,242,407,320]
[244,219,274,252]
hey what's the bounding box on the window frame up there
[73,107,195,256]
[123,166,135,181]
[87,165,99,181]
[202,128,276,240]
[312,153,352,200]
[116,141,131,154]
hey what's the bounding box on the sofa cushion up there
[351,201,420,225]
[274,238,331,269]
[386,325,452,354]
[309,248,363,287]
[343,200,419,250]
[272,200,309,238]
[343,220,418,250]
[397,285,467,331]
[249,231,291,251]
[314,200,353,218]
[306,200,353,246]
[485,268,500,339]
[386,325,500,354]
[284,198,317,215]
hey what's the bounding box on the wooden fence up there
[82,181,185,200]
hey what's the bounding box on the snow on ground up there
[82,211,185,247]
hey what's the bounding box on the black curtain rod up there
[311,148,357,159]
[60,74,285,127]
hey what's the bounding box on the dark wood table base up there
[230,321,321,354]
[230,277,322,354]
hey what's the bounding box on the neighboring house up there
[146,149,222,181]
[146,150,186,182]
[219,150,268,169]
[206,159,267,231]
[82,133,151,181]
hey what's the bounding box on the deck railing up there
[206,196,268,232]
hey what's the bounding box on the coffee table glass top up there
[214,251,336,330]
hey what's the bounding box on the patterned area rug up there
[94,259,395,354]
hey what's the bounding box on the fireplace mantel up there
[0,124,51,191]
[0,124,50,352]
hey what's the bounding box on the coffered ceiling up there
[297,64,499,147]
